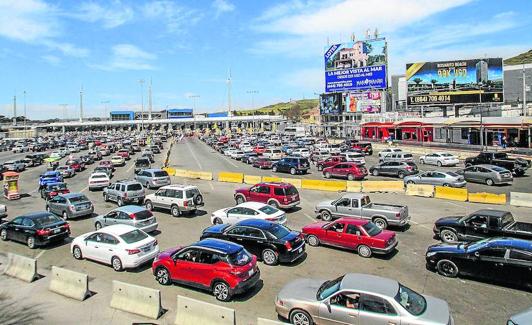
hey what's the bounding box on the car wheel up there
[290,309,314,325]
[290,167,296,175]
[465,163,472,168]
[145,182,150,189]
[95,222,102,230]
[306,235,320,247]
[440,229,458,243]
[103,193,109,202]
[213,281,231,302]
[372,169,379,176]
[262,249,279,265]
[171,205,181,217]
[320,210,332,221]
[437,161,442,167]
[46,205,51,212]
[268,200,280,209]
[145,200,153,211]
[357,245,372,258]
[398,172,405,179]
[347,174,355,181]
[27,236,36,249]
[485,178,494,186]
[272,166,277,172]
[72,246,83,260]
[155,267,171,285]
[420,159,425,164]
[111,256,123,271]
[437,259,459,278]
[324,172,331,179]
[373,217,388,229]
[194,194,203,205]
[0,229,7,241]
[235,195,245,205]
[61,211,69,220]
[442,183,450,187]
[213,217,223,225]
[117,198,123,207]
[406,180,415,185]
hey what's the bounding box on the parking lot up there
[0,135,531,324]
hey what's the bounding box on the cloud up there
[92,44,157,71]
[0,0,59,42]
[212,0,235,17]
[42,54,61,65]
[142,1,202,34]
[282,67,324,92]
[70,1,134,29]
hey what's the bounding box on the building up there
[504,63,532,105]
[476,60,488,84]
[110,111,134,121]
[167,108,193,119]
[206,112,228,118]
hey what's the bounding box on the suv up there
[316,156,346,171]
[234,182,300,210]
[379,152,414,163]
[323,162,368,180]
[369,161,418,179]
[94,205,158,233]
[272,157,310,175]
[135,169,171,189]
[103,180,145,206]
[144,185,204,217]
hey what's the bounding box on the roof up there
[21,211,56,219]
[161,184,197,190]
[114,205,148,214]
[484,237,532,250]
[167,108,193,113]
[43,171,61,176]
[61,193,87,199]
[193,238,242,255]
[336,217,370,225]
[100,224,139,236]
[237,201,269,209]
[258,182,295,188]
[471,209,510,218]
[341,273,399,297]
[46,182,65,187]
[236,218,276,229]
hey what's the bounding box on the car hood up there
[434,216,462,227]
[278,278,323,302]
[316,200,334,208]
[302,222,327,233]
[416,295,452,325]
[427,242,465,254]
[235,187,250,194]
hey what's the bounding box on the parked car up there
[93,166,113,178]
[457,164,513,186]
[46,193,94,220]
[201,219,305,265]
[252,157,273,169]
[134,157,151,174]
[103,180,145,206]
[94,205,158,233]
[275,273,453,325]
[341,151,366,165]
[39,171,63,189]
[144,184,204,217]
[263,148,283,160]
[315,193,409,229]
[316,156,346,171]
[380,152,415,163]
[369,161,418,179]
[404,171,466,187]
[508,307,532,325]
[234,182,300,210]
[40,182,70,200]
[241,152,258,164]
[291,148,311,158]
[142,152,155,163]
[350,141,373,155]
[272,157,310,175]
[378,148,403,158]
[211,202,287,225]
[0,212,70,249]
[323,162,368,181]
[230,150,245,160]
[4,160,26,172]
[116,149,131,160]
[99,160,115,171]
[71,224,159,271]
[111,155,126,167]
[419,152,460,167]
[151,238,260,301]
[253,145,266,155]
[56,165,76,178]
[433,209,532,243]
[65,159,85,172]
[426,237,532,290]
[135,169,171,189]
[465,152,530,176]
[88,172,110,191]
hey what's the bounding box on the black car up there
[0,212,70,249]
[40,182,70,200]
[149,145,161,154]
[134,158,151,174]
[426,237,532,290]
[200,219,305,266]
[241,152,258,164]
[80,155,94,165]
[272,157,310,175]
[142,152,155,163]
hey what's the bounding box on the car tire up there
[171,205,181,217]
[373,217,388,229]
[324,172,331,179]
[235,195,246,205]
[406,180,415,185]
[272,166,278,172]
[372,169,379,176]
[290,167,296,175]
[95,222,102,230]
[317,165,323,171]
[0,229,7,241]
[440,229,458,243]
[347,174,355,181]
[398,172,405,179]
[213,217,223,225]
[485,178,494,186]
[72,246,83,260]
[27,236,36,249]
[306,235,320,247]
[117,198,123,207]
[262,249,279,265]
[268,200,280,209]
[357,245,372,258]
[155,267,171,285]
[111,256,123,272]
[320,210,332,221]
[420,159,425,164]
[437,161,442,167]
[103,193,109,202]
[145,200,153,211]
[442,183,450,187]
[290,309,314,325]
[213,281,231,302]
[194,194,203,206]
[437,259,459,278]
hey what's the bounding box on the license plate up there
[248,269,254,277]
[53,228,60,234]
[298,248,303,253]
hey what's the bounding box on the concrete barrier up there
[262,176,282,183]
[302,179,347,192]
[346,181,362,192]
[175,295,235,325]
[434,186,468,202]
[510,192,532,208]
[110,280,162,320]
[281,177,302,189]
[244,174,262,185]
[186,170,213,180]
[257,318,288,325]
[468,192,507,205]
[162,167,176,176]
[48,266,90,301]
[3,253,38,283]
[174,169,189,177]
[218,172,244,183]
[405,184,435,197]
[362,181,404,193]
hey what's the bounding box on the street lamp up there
[101,100,110,121]
[246,90,259,109]
[139,79,145,131]
[188,94,200,112]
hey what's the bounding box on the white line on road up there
[126,163,135,173]
[221,155,238,168]
[80,185,89,193]
[35,250,46,259]
[303,213,316,222]
[185,139,203,169]
[209,182,214,190]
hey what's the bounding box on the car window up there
[106,211,118,219]
[33,214,62,227]
[119,229,148,244]
[509,250,532,262]
[86,233,103,242]
[346,224,361,235]
[227,226,246,236]
[257,186,270,194]
[227,249,252,266]
[242,208,258,216]
[176,248,201,262]
[165,189,175,197]
[478,248,507,258]
[153,171,168,177]
[243,227,264,238]
[198,251,219,264]
[69,195,88,203]
[330,292,361,310]
[127,183,143,191]
[258,205,279,215]
[273,187,284,196]
[22,218,34,227]
[185,188,200,198]
[336,198,350,206]
[467,215,488,228]
[156,189,167,197]
[360,294,396,315]
[117,212,130,220]
[103,234,118,245]
[120,185,126,192]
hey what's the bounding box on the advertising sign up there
[320,93,342,115]
[406,58,503,105]
[324,39,387,93]
[345,91,382,113]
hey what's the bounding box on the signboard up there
[344,91,382,113]
[320,93,342,115]
[324,39,387,93]
[406,58,503,105]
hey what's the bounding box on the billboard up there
[344,91,382,113]
[324,39,387,93]
[406,58,503,105]
[320,93,342,115]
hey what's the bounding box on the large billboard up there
[406,58,503,105]
[344,91,382,113]
[324,39,387,93]
[320,93,342,115]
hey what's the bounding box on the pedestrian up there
[502,135,507,149]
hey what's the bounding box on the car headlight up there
[426,251,437,258]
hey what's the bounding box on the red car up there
[152,239,260,301]
[351,142,373,155]
[302,218,397,258]
[66,159,85,172]
[234,182,300,209]
[252,157,273,169]
[117,149,130,160]
[316,156,347,171]
[323,162,368,181]
[99,160,115,171]
[253,145,266,155]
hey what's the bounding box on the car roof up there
[482,237,532,251]
[114,205,147,213]
[47,182,65,186]
[160,184,196,190]
[256,182,294,188]
[99,224,139,236]
[61,192,86,199]
[341,273,398,297]
[191,238,242,255]
[236,218,277,229]
[471,209,510,218]
[20,211,57,219]
[143,168,163,172]
[238,201,268,209]
[336,217,369,225]
[43,171,60,176]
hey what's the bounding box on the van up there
[380,152,415,163]
[263,148,283,160]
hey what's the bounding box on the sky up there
[0,0,530,119]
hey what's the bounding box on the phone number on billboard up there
[409,95,451,104]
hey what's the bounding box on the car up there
[149,145,161,154]
[241,152,259,164]
[350,141,373,155]
[88,172,110,191]
[39,171,63,189]
[56,165,76,178]
[46,193,94,220]
[369,161,419,179]
[151,238,260,301]
[378,148,403,158]
[116,149,131,160]
[80,155,94,165]
[425,237,532,290]
[230,150,245,160]
[0,212,70,249]
[88,150,102,160]
[144,184,204,217]
[3,160,26,172]
[465,152,530,176]
[66,159,85,172]
[141,152,155,163]
[134,157,151,174]
[12,145,29,153]
[71,224,159,271]
[103,180,145,206]
[275,273,453,325]
[252,157,273,169]
[94,205,158,233]
[111,155,126,167]
[0,204,7,221]
[419,152,460,167]
[234,182,300,210]
[93,166,113,178]
[457,164,513,186]
[508,307,532,325]
[211,202,287,225]
[380,152,415,163]
[291,148,311,158]
[135,169,171,189]
[272,157,310,175]
[40,182,70,200]
[404,171,466,187]
[316,156,347,171]
[302,218,397,257]
[99,160,115,171]
[322,162,368,180]
[201,219,305,265]
[253,145,266,154]
[263,148,283,160]
[341,151,365,165]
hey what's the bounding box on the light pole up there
[101,100,110,121]
[188,94,200,112]
[246,90,259,109]
[59,104,68,121]
[23,91,27,133]
[139,79,145,131]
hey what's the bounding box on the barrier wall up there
[174,169,189,177]
[362,181,404,193]
[302,179,346,192]
[468,192,506,205]
[48,266,90,301]
[346,181,362,192]
[186,170,213,180]
[162,167,176,176]
[281,177,302,188]
[110,280,162,320]
[175,295,236,325]
[510,192,532,208]
[244,175,262,185]
[218,172,244,183]
[3,253,38,283]
[405,184,435,197]
[434,186,468,202]
[262,176,282,183]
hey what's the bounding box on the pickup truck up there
[433,209,532,243]
[314,193,409,229]
[465,152,530,176]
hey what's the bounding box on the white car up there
[224,148,237,156]
[342,151,366,164]
[378,148,403,158]
[263,148,283,160]
[111,155,125,166]
[144,184,204,217]
[420,152,460,167]
[292,148,311,158]
[50,151,62,159]
[210,202,287,225]
[230,150,245,160]
[241,145,254,153]
[71,224,159,271]
[88,172,110,191]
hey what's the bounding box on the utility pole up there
[59,104,68,121]
[148,78,153,120]
[23,90,27,132]
[226,69,232,131]
[523,65,527,117]
[139,79,145,131]
[79,86,84,123]
[246,90,259,109]
[13,95,17,126]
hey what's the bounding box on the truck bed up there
[366,203,405,212]
[507,222,532,233]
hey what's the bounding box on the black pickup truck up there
[465,152,530,176]
[433,209,532,243]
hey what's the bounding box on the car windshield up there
[50,183,67,190]
[394,284,427,316]
[441,153,453,157]
[185,188,200,198]
[317,275,343,300]
[33,214,62,227]
[119,229,148,244]
[446,172,459,177]
[285,186,298,196]
[404,154,413,158]
[268,224,291,239]
[92,174,107,179]
[362,222,382,236]
[227,249,251,266]
[258,205,279,215]
[127,184,143,191]
[69,195,89,203]
[491,166,508,173]
[153,171,168,177]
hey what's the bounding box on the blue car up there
[39,171,63,188]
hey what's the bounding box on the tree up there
[431,79,438,89]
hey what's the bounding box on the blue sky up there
[0,0,530,119]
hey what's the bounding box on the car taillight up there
[184,200,188,207]
[36,229,51,236]
[63,223,70,230]
[284,241,292,251]
[129,213,136,219]
[395,213,401,218]
[126,248,141,255]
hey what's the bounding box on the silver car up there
[56,165,76,178]
[275,273,453,325]
[419,152,460,167]
[380,152,415,163]
[94,205,158,233]
[103,180,145,206]
[135,169,171,189]
[457,164,513,186]
[508,307,532,325]
[404,171,466,187]
[46,193,94,220]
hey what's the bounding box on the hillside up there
[234,99,319,116]
[504,50,532,66]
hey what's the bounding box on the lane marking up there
[126,162,135,173]
[80,185,89,193]
[209,182,214,190]
[35,250,46,259]
[185,139,203,170]
[303,213,316,222]
[221,154,238,168]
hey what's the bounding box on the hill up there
[504,50,532,66]
[234,99,319,117]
